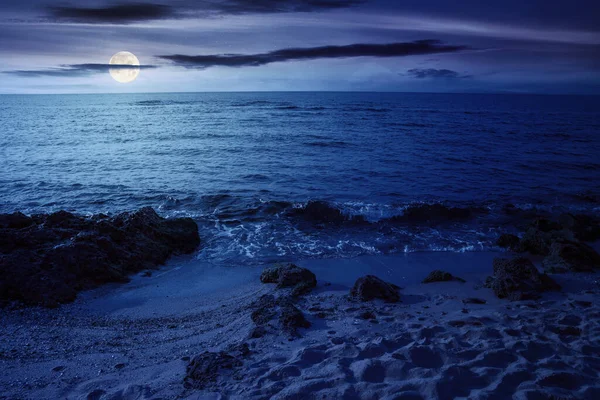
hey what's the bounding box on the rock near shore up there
[485,257,560,301]
[0,207,200,307]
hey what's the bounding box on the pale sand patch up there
[1,253,599,399]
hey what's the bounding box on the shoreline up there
[1,251,599,399]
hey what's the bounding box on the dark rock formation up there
[388,204,487,225]
[280,303,311,334]
[288,200,365,225]
[485,257,560,301]
[350,275,400,303]
[462,298,487,305]
[250,295,278,326]
[559,213,600,242]
[422,270,466,284]
[0,207,200,307]
[250,294,311,337]
[260,263,317,296]
[496,234,521,251]
[184,351,242,389]
[542,241,600,273]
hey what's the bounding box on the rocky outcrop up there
[388,204,487,225]
[558,213,600,242]
[496,234,521,252]
[184,351,243,389]
[350,275,400,303]
[542,241,600,273]
[0,207,200,307]
[250,294,311,337]
[422,270,466,284]
[515,215,599,256]
[485,257,560,301]
[288,201,366,225]
[260,263,317,296]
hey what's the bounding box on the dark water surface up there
[1,92,599,264]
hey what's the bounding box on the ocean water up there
[1,92,599,264]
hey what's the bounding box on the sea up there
[1,92,599,265]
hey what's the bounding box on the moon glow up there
[109,51,140,83]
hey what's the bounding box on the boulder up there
[542,240,600,273]
[559,213,600,242]
[184,351,242,389]
[289,200,366,225]
[350,275,400,303]
[422,270,466,284]
[260,263,317,296]
[389,204,487,225]
[496,234,521,251]
[0,212,35,229]
[249,294,311,337]
[0,208,200,307]
[485,257,560,301]
[280,303,311,334]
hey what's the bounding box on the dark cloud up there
[4,63,157,77]
[406,68,472,79]
[158,40,469,69]
[45,0,364,24]
[48,3,174,23]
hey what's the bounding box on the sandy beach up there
[1,251,599,400]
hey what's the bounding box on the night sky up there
[1,0,599,93]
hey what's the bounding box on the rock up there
[530,218,562,233]
[496,234,521,251]
[359,310,376,320]
[462,298,486,305]
[0,212,35,229]
[279,304,311,335]
[260,263,317,296]
[485,257,561,300]
[0,207,200,307]
[559,213,600,242]
[542,240,600,273]
[249,326,267,339]
[389,203,487,225]
[519,227,554,255]
[287,200,366,225]
[297,200,347,223]
[519,218,573,255]
[422,270,466,284]
[350,275,400,303]
[250,295,277,325]
[86,389,106,400]
[184,351,242,389]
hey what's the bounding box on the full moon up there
[109,51,140,83]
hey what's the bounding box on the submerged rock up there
[350,275,400,303]
[389,203,487,225]
[288,200,365,225]
[542,240,600,273]
[260,263,317,296]
[184,351,242,389]
[485,257,560,301]
[0,207,200,307]
[422,270,466,284]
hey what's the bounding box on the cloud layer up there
[5,64,157,77]
[159,40,469,69]
[46,0,364,24]
[48,4,174,24]
[406,68,471,79]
